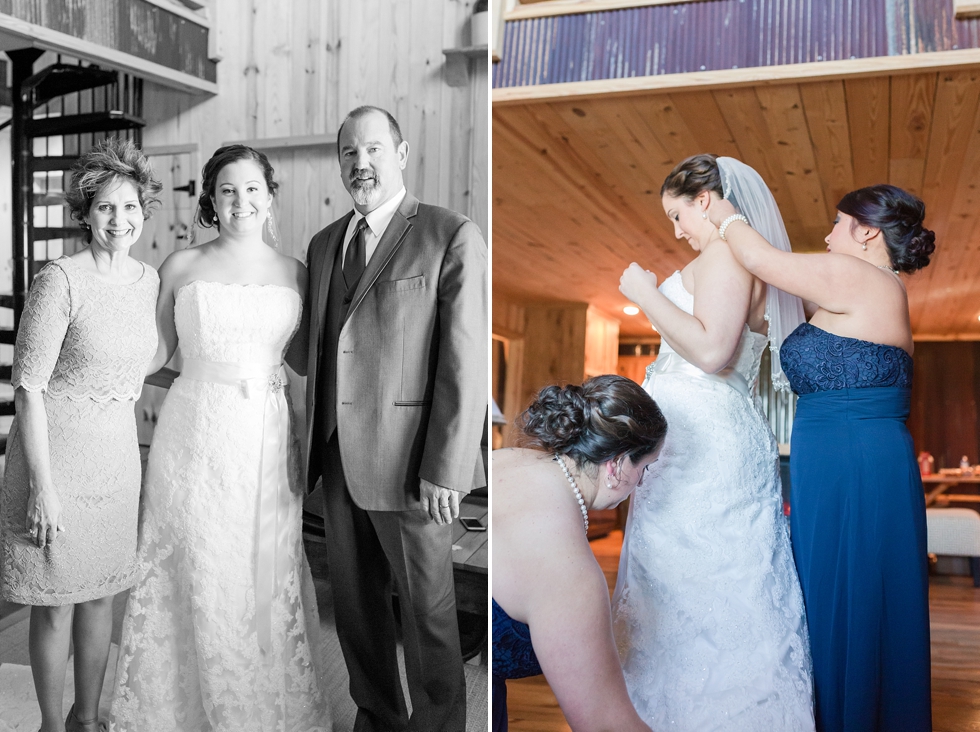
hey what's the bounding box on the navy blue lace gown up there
[492,598,543,732]
[780,323,931,732]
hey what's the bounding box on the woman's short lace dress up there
[0,257,159,605]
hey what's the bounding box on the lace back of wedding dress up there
[613,271,814,731]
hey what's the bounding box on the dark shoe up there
[65,705,107,732]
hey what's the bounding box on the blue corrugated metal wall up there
[493,0,980,88]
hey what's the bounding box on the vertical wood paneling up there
[844,76,891,188]
[140,0,487,257]
[889,73,937,197]
[253,0,292,139]
[521,303,588,412]
[754,84,828,242]
[584,305,620,377]
[712,86,806,243]
[799,80,855,221]
[909,342,980,469]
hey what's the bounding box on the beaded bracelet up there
[719,213,749,241]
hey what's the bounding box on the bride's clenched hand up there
[707,197,738,228]
[620,263,658,304]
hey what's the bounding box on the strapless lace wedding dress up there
[110,281,330,732]
[612,271,814,731]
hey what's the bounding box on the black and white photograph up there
[0,2,489,731]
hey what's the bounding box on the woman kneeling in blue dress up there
[709,184,935,732]
[491,375,668,732]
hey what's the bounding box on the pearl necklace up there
[554,454,589,535]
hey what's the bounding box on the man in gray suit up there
[291,106,487,731]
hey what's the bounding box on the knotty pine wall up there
[139,0,487,269]
[126,0,488,443]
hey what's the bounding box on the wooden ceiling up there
[492,68,980,338]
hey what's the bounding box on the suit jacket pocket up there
[375,275,425,292]
[393,400,431,407]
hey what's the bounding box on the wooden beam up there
[139,0,209,28]
[142,143,200,157]
[492,48,980,106]
[221,133,337,150]
[507,0,713,20]
[914,334,980,342]
[0,12,216,95]
[955,0,980,18]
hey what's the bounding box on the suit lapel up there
[345,193,420,321]
[316,212,353,338]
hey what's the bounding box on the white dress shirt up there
[342,187,408,267]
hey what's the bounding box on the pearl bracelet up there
[719,213,749,241]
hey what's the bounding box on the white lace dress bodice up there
[656,271,768,390]
[110,281,330,732]
[612,271,814,731]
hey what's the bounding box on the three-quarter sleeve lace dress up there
[0,256,158,605]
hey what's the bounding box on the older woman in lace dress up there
[0,138,161,732]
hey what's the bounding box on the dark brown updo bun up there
[660,153,723,200]
[196,144,279,231]
[836,185,935,273]
[519,375,668,468]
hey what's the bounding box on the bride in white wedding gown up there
[110,146,328,732]
[613,155,814,731]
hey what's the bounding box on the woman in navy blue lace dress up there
[492,376,667,732]
[708,184,935,732]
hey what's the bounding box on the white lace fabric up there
[0,257,158,605]
[613,272,814,731]
[12,258,159,401]
[717,157,805,392]
[109,282,330,732]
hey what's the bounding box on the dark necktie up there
[344,217,368,289]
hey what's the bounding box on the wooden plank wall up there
[139,0,488,269]
[493,69,980,338]
[909,341,980,470]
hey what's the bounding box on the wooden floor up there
[506,530,980,732]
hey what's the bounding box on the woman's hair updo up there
[196,144,279,230]
[518,375,668,468]
[836,185,935,273]
[660,153,723,200]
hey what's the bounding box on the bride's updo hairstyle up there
[519,375,668,471]
[660,153,723,200]
[196,144,280,231]
[836,185,935,273]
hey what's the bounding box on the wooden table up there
[922,474,980,506]
[452,494,488,660]
[452,494,488,613]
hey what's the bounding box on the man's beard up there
[350,173,381,207]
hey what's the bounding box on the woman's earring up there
[862,242,867,251]
[702,211,708,220]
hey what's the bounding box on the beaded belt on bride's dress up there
[643,352,750,398]
[180,358,292,654]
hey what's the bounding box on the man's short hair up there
[337,106,404,155]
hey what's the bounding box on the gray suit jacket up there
[292,192,487,511]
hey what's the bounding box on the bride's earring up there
[702,211,708,220]
[862,242,867,251]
